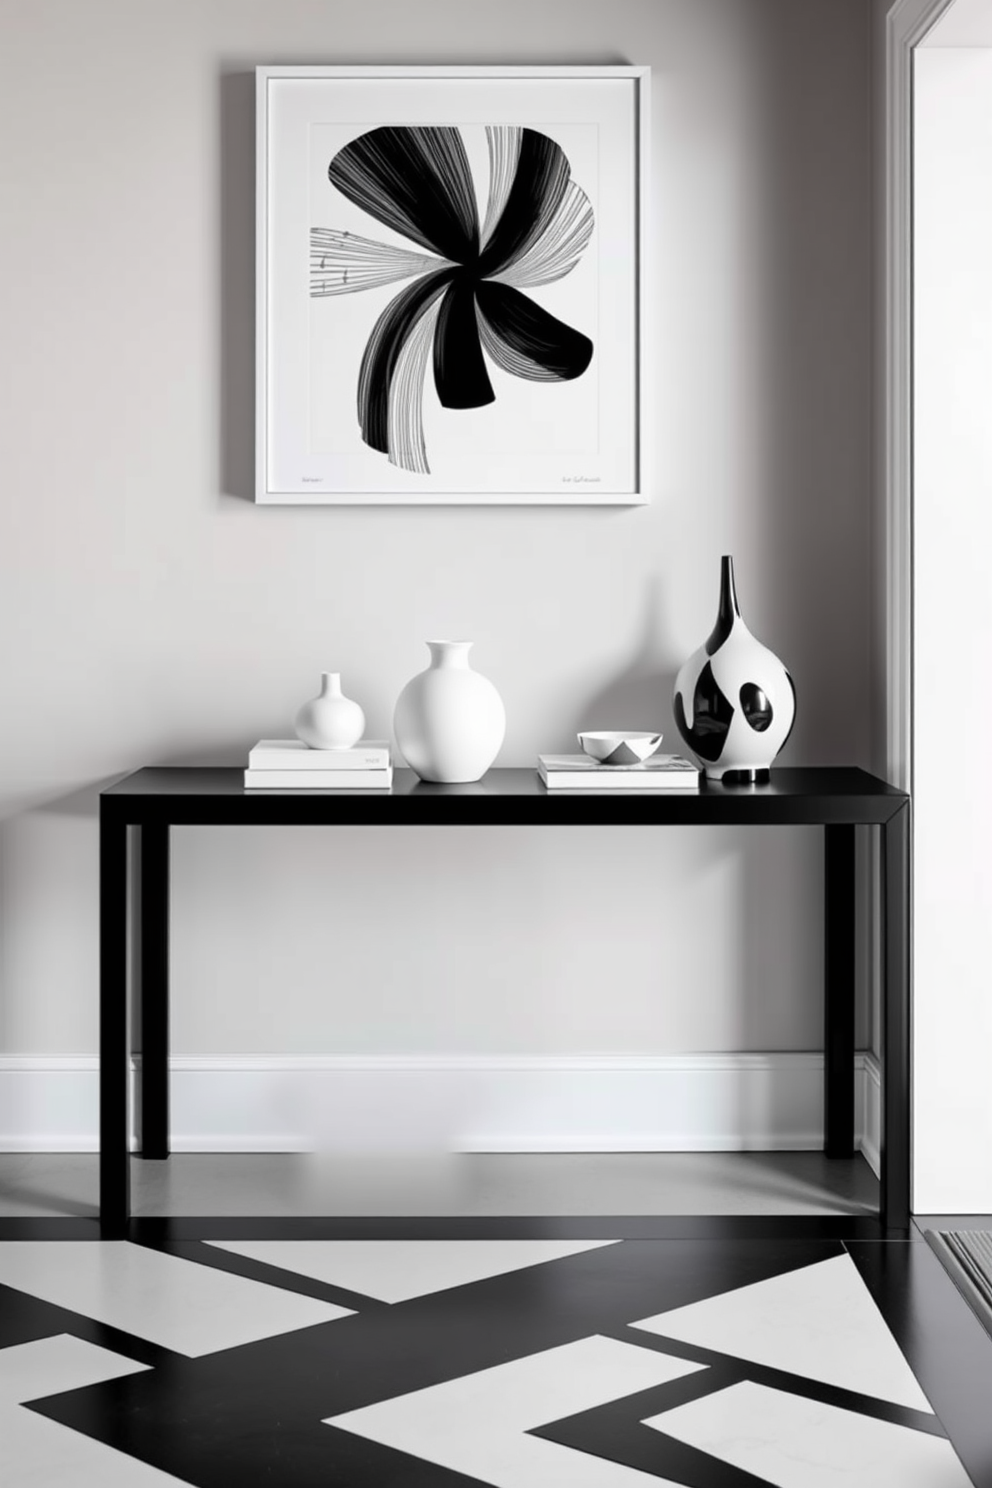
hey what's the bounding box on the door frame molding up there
[881,0,955,788]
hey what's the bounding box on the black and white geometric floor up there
[1,1222,989,1486]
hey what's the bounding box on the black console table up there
[99,766,910,1234]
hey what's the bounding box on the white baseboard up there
[859,1051,881,1178]
[0,1053,881,1169]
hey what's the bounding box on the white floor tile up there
[0,1242,352,1357]
[645,1380,973,1487]
[631,1253,932,1411]
[0,1334,182,1485]
[326,1333,704,1487]
[0,1333,150,1404]
[207,1238,618,1303]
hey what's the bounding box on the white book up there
[538,754,700,790]
[248,739,391,770]
[244,766,393,789]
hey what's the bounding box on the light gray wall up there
[0,0,872,1061]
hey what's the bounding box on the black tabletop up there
[100,767,907,827]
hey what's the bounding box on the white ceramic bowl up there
[577,730,664,765]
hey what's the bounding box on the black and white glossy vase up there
[673,556,796,783]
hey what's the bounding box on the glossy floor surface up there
[0,1150,879,1217]
[1,1156,990,1486]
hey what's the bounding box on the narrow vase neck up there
[427,640,473,670]
[719,555,741,621]
[320,672,343,697]
[705,555,742,654]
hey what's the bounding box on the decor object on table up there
[294,673,366,751]
[244,766,392,789]
[255,64,649,505]
[394,641,505,783]
[244,738,392,789]
[249,739,390,770]
[538,753,699,790]
[673,556,795,783]
[577,730,663,765]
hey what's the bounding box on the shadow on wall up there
[574,577,682,743]
[0,787,110,1058]
[31,783,109,820]
[219,72,256,503]
[735,1,872,766]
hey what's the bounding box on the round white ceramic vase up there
[294,672,366,750]
[394,641,505,783]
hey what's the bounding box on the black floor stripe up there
[608,1323,945,1434]
[847,1240,992,1487]
[0,1279,181,1372]
[116,1213,904,1242]
[0,1228,977,1488]
[0,1219,102,1241]
[534,1342,946,1486]
[137,1237,389,1313]
[535,1384,774,1488]
[927,1231,992,1341]
[28,1238,847,1488]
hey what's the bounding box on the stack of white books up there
[244,740,393,789]
[537,753,701,790]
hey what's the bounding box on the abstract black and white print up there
[310,126,595,475]
[0,1226,982,1486]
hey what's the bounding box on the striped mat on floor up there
[927,1230,992,1337]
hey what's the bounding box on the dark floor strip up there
[847,1239,992,1488]
[927,1230,992,1341]
[0,1218,102,1240]
[606,1323,945,1435]
[136,1237,389,1313]
[533,1375,782,1488]
[27,1235,857,1488]
[0,1279,179,1371]
[111,1214,906,1243]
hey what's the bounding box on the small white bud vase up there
[294,672,366,750]
[674,556,796,783]
[393,641,506,783]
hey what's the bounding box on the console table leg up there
[100,811,130,1236]
[881,803,911,1228]
[824,823,856,1157]
[139,823,170,1159]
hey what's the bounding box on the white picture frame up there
[256,65,650,505]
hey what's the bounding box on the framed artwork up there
[256,65,649,505]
